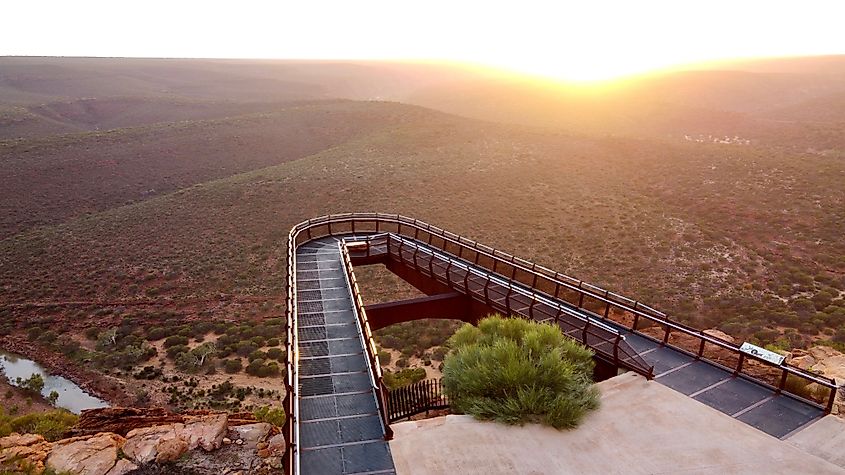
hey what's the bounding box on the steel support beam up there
[365,291,491,330]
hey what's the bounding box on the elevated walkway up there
[292,239,395,474]
[283,214,841,474]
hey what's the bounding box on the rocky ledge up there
[0,409,285,475]
[788,345,845,415]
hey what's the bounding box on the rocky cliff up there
[0,408,285,474]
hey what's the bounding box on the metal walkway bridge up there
[284,214,840,475]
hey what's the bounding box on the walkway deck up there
[621,327,824,438]
[294,238,395,474]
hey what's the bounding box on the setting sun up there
[3,0,844,81]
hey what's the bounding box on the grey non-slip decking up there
[631,330,825,438]
[295,239,395,474]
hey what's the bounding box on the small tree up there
[192,342,217,367]
[16,374,45,394]
[47,390,59,406]
[97,328,118,350]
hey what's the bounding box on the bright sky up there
[4,0,845,81]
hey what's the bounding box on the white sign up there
[739,342,785,365]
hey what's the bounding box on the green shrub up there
[266,348,284,361]
[384,368,426,389]
[166,344,190,359]
[236,341,259,357]
[442,315,599,430]
[146,327,169,341]
[16,374,44,394]
[163,335,190,348]
[223,359,243,374]
[253,406,285,427]
[248,350,268,362]
[1,410,78,441]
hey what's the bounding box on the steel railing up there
[388,379,449,423]
[381,233,652,376]
[338,240,394,440]
[285,213,841,472]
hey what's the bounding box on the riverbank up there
[0,335,132,408]
[0,374,54,416]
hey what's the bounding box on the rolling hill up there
[2,103,843,353]
[1,56,844,372]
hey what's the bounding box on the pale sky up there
[4,0,845,80]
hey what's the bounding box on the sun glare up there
[2,0,844,82]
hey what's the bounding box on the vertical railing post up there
[826,386,837,413]
[577,282,585,308]
[613,334,621,366]
[505,284,512,316]
[484,277,491,306]
[777,369,788,395]
[734,353,745,375]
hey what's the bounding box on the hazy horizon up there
[5,0,845,81]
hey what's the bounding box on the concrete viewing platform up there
[389,373,844,474]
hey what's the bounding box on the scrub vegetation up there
[0,408,78,442]
[2,56,845,413]
[442,316,599,429]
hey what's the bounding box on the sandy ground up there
[382,348,442,380]
[390,373,844,474]
[136,335,283,408]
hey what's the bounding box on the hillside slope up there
[2,113,843,349]
[0,100,438,237]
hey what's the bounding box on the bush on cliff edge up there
[442,315,599,429]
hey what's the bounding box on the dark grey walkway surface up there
[295,238,395,474]
[613,326,824,438]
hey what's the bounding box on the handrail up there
[285,213,840,422]
[283,225,298,475]
[382,233,653,377]
[388,378,450,423]
[339,241,394,440]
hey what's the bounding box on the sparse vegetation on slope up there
[442,315,599,429]
[3,110,843,353]
[0,408,78,442]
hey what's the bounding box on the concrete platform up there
[389,373,844,474]
[788,415,845,469]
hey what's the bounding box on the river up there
[0,351,108,414]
